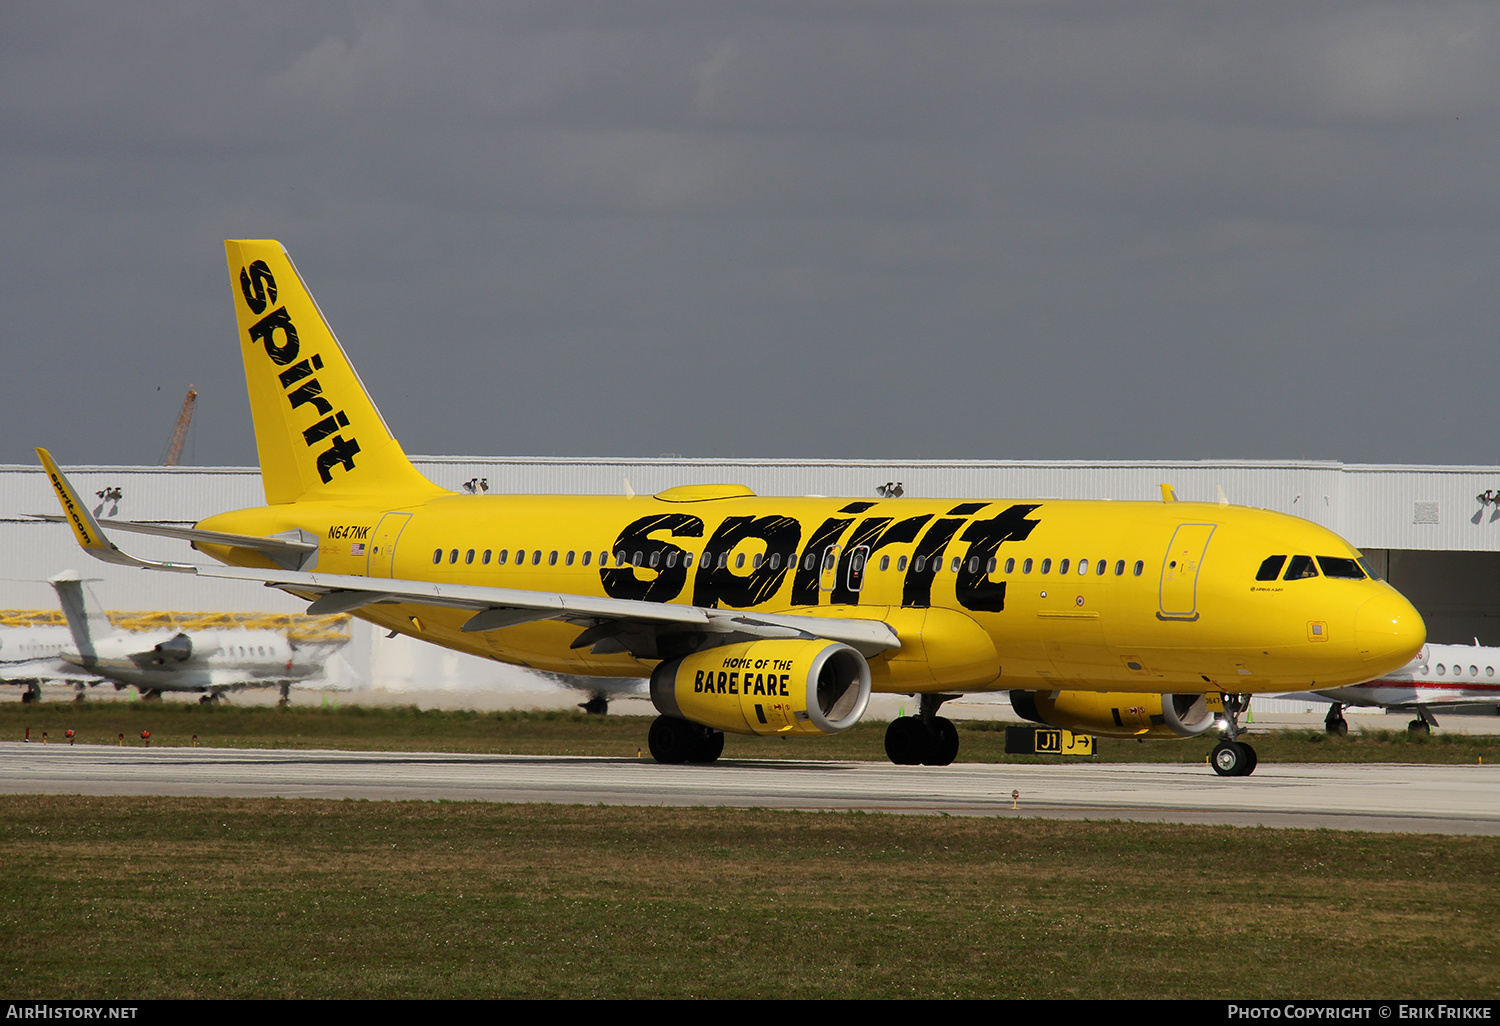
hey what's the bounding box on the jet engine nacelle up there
[1009,690,1220,739]
[143,632,194,666]
[651,639,871,737]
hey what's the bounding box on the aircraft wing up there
[196,563,897,655]
[1310,684,1494,711]
[36,449,900,658]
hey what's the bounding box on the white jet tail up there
[49,571,111,667]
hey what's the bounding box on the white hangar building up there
[2,455,1498,697]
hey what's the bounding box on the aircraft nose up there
[1354,588,1426,671]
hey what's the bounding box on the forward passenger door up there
[1158,523,1215,621]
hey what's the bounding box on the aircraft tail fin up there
[224,240,446,506]
[49,571,110,666]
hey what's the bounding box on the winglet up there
[36,449,113,553]
[35,449,193,573]
[1160,483,1178,503]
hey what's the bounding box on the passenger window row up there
[432,548,608,567]
[1430,662,1494,678]
[426,546,1148,579]
[997,557,1146,577]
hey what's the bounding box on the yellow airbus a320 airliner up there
[38,240,1425,776]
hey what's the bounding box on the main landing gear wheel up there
[688,729,725,763]
[885,717,931,765]
[1408,718,1432,736]
[1211,740,1257,777]
[647,716,723,765]
[928,716,959,766]
[883,713,960,767]
[1324,704,1348,737]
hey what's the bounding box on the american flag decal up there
[351,542,365,556]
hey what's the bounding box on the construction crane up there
[161,385,198,467]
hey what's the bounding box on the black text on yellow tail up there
[225,240,443,505]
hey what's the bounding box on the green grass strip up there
[2,796,1496,999]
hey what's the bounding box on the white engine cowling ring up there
[1161,693,1217,737]
[651,638,872,737]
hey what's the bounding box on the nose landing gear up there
[1210,693,1258,777]
[1210,739,1258,776]
[1407,712,1436,735]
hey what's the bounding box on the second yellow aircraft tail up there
[224,239,445,506]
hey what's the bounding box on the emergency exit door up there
[366,512,412,578]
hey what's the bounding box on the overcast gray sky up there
[3,1,1497,469]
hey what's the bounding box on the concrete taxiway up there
[2,742,1496,834]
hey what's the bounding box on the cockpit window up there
[1256,556,1287,581]
[1283,555,1318,580]
[1357,557,1381,580]
[1316,556,1365,580]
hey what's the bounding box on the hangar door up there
[1380,549,1500,646]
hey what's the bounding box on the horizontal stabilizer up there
[27,514,317,557]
